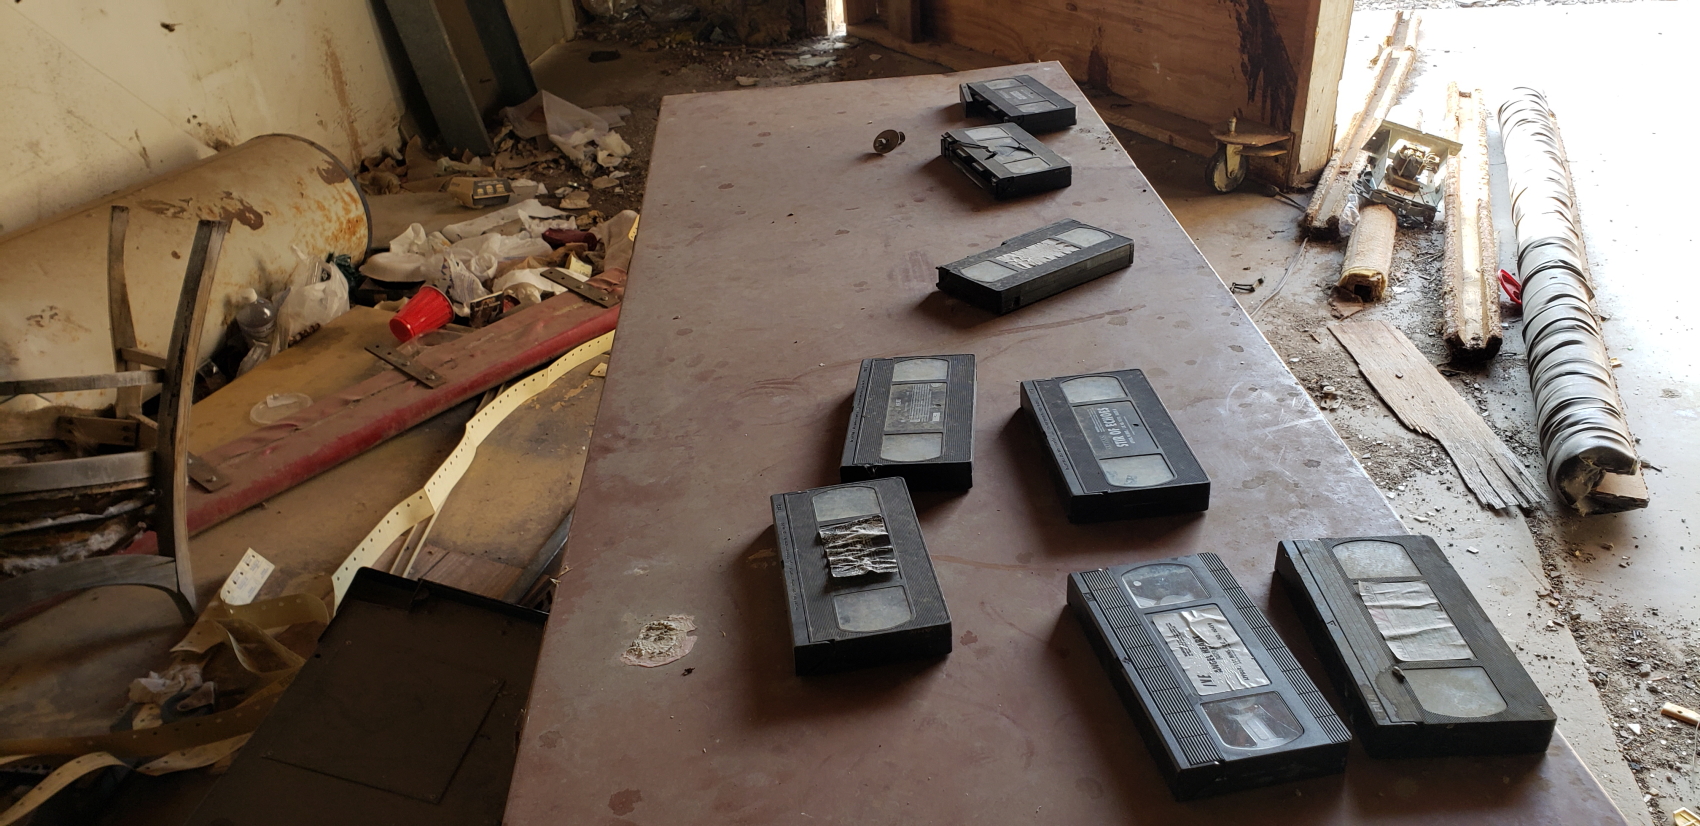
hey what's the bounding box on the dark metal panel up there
[380,0,495,155]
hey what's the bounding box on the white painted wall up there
[0,1,407,236]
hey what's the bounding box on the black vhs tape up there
[841,354,975,490]
[1275,534,1556,757]
[936,219,1132,314]
[960,75,1077,133]
[1020,370,1209,522]
[771,477,951,675]
[941,123,1071,200]
[1069,554,1351,800]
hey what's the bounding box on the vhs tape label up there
[1152,606,1271,696]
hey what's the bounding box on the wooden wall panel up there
[928,0,1349,184]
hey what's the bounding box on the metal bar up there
[366,343,448,388]
[505,509,572,604]
[186,453,231,492]
[0,555,193,624]
[464,0,537,107]
[154,219,230,616]
[380,0,496,155]
[543,269,620,308]
[109,206,145,418]
[0,371,162,396]
[0,452,154,496]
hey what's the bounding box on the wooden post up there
[1302,12,1418,238]
[883,0,921,42]
[107,206,144,419]
[1441,84,1502,360]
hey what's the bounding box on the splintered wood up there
[1302,12,1419,239]
[1340,204,1396,301]
[1441,85,1502,360]
[1331,319,1544,511]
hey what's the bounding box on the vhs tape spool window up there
[880,358,950,462]
[1061,376,1175,488]
[1121,562,1305,753]
[1328,539,1506,718]
[810,485,911,632]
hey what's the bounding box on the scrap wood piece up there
[407,545,524,600]
[1302,12,1420,239]
[1441,84,1503,360]
[329,330,616,608]
[1331,319,1544,511]
[1340,203,1396,301]
[119,299,617,560]
[1498,89,1646,515]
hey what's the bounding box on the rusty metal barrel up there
[0,134,370,436]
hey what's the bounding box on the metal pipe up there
[1497,89,1645,514]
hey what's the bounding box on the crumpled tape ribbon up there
[0,752,126,826]
[330,330,614,607]
[0,591,327,821]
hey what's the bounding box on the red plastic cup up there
[389,285,453,342]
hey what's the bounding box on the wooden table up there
[502,63,1625,825]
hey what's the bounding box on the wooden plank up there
[883,0,921,42]
[411,545,525,600]
[0,452,153,496]
[926,0,1349,186]
[0,371,161,396]
[55,416,140,448]
[1440,84,1502,360]
[154,220,229,614]
[1331,318,1543,511]
[1302,12,1418,238]
[0,555,192,623]
[1290,0,1355,178]
[1088,90,1219,158]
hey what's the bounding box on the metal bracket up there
[366,344,447,389]
[186,452,231,492]
[542,268,620,308]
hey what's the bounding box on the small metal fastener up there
[873,129,906,154]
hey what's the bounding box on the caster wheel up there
[1208,145,1247,193]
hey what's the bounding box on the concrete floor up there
[2,4,1693,824]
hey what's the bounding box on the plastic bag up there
[275,247,349,347]
[387,223,448,256]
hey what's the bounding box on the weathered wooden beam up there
[0,370,161,396]
[1302,12,1419,239]
[55,416,140,448]
[1440,84,1502,360]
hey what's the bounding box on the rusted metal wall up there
[0,135,370,441]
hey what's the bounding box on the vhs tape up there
[941,123,1071,200]
[960,75,1077,133]
[936,219,1133,314]
[1020,370,1209,522]
[1275,534,1556,757]
[1069,554,1352,800]
[841,354,975,490]
[771,477,951,675]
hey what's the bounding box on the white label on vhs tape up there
[1152,606,1271,696]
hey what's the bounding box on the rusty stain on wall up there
[1223,0,1299,130]
[321,32,362,165]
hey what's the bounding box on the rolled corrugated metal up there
[0,134,369,438]
[1498,89,1644,514]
